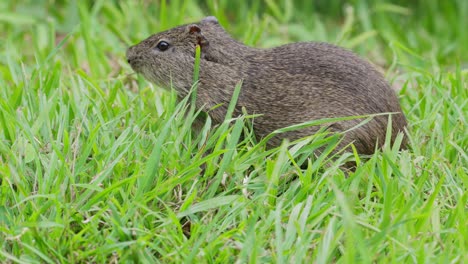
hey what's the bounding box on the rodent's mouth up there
[127,57,144,73]
[126,57,162,87]
[126,46,145,73]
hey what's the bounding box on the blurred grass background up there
[1,0,467,69]
[0,0,467,263]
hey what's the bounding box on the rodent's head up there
[126,16,230,93]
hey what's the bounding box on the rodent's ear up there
[187,24,201,34]
[186,24,209,48]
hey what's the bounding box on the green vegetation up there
[1,0,466,263]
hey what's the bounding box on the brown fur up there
[126,16,407,155]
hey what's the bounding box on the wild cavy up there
[127,16,407,155]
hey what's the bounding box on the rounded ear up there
[186,24,209,48]
[187,24,201,34]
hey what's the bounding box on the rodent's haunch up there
[127,16,407,155]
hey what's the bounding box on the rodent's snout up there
[126,46,141,70]
[126,46,136,64]
[126,46,141,72]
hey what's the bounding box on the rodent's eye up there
[156,41,170,51]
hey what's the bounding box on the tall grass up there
[1,0,467,263]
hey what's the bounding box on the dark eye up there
[156,41,170,51]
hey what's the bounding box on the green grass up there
[1,0,467,263]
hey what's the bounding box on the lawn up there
[0,0,467,263]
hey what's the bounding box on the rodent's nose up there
[126,46,137,64]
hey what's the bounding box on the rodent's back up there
[237,42,407,152]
